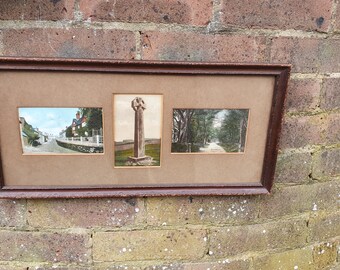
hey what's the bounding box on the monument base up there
[126,156,154,166]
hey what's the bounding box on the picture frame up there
[0,58,290,198]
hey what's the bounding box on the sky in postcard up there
[114,95,162,142]
[19,108,80,136]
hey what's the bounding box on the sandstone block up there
[309,211,340,242]
[209,219,308,257]
[0,200,26,228]
[93,229,206,261]
[0,231,90,262]
[146,196,259,226]
[312,148,340,180]
[253,247,314,270]
[27,198,145,228]
[274,152,312,183]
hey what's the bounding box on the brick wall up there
[0,0,339,269]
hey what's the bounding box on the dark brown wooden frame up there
[0,57,290,198]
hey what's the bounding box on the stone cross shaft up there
[131,97,146,158]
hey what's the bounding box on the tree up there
[217,110,248,152]
[172,109,195,143]
[190,110,219,145]
[78,108,103,131]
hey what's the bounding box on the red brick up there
[0,200,26,227]
[313,148,340,179]
[0,231,90,262]
[320,78,340,110]
[325,113,340,144]
[285,78,320,112]
[2,28,136,59]
[79,0,212,26]
[275,152,312,183]
[27,198,145,228]
[0,0,74,21]
[141,32,267,62]
[270,37,340,73]
[280,115,326,149]
[319,39,340,73]
[270,37,319,73]
[221,0,332,32]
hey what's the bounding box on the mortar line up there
[0,20,339,39]
[206,0,222,33]
[290,73,340,79]
[0,30,4,56]
[135,30,142,60]
[330,0,339,32]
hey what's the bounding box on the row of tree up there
[172,109,248,152]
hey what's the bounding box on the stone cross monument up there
[128,97,152,165]
[132,97,146,158]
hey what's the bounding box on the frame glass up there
[0,58,290,198]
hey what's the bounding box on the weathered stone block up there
[27,198,145,228]
[0,0,74,21]
[93,229,207,261]
[253,247,314,270]
[0,231,90,262]
[146,196,259,226]
[320,78,340,110]
[0,200,26,228]
[209,219,308,257]
[258,181,339,219]
[274,152,312,183]
[285,78,320,112]
[2,28,136,59]
[312,181,340,212]
[221,0,332,32]
[309,211,340,242]
[280,115,325,149]
[141,32,267,62]
[312,148,340,180]
[79,0,212,26]
[313,242,338,269]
